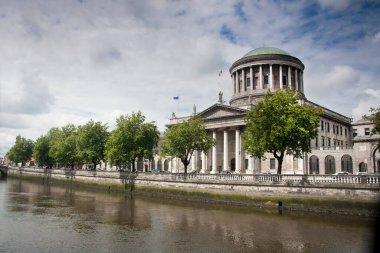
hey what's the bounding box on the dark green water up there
[0,178,376,253]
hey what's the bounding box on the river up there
[0,177,377,253]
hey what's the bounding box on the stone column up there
[300,71,303,92]
[235,72,239,93]
[232,74,235,94]
[288,66,292,89]
[269,64,273,90]
[169,159,172,172]
[235,129,241,173]
[295,69,298,91]
[259,65,263,89]
[250,67,253,90]
[223,129,229,171]
[247,154,254,174]
[242,69,246,91]
[279,64,283,89]
[192,150,197,172]
[212,130,217,174]
[201,151,207,173]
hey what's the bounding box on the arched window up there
[325,155,335,174]
[309,155,319,174]
[164,160,169,171]
[359,162,368,172]
[341,155,353,174]
[157,160,162,171]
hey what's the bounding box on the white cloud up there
[373,31,380,43]
[317,0,353,10]
[0,0,379,156]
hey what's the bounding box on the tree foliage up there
[7,135,34,165]
[369,107,380,147]
[77,120,109,169]
[33,135,54,168]
[49,124,79,169]
[160,115,215,175]
[105,112,159,171]
[242,89,322,174]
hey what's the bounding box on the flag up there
[218,70,222,76]
[173,96,179,100]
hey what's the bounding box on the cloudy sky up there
[1,0,380,157]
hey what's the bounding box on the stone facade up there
[161,47,380,175]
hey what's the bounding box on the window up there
[333,139,336,147]
[327,137,331,147]
[270,158,276,170]
[340,126,342,135]
[246,77,251,88]
[345,128,347,136]
[333,125,335,134]
[309,156,319,174]
[327,123,330,133]
[321,136,325,147]
[321,120,324,130]
[341,155,353,173]
[353,128,357,137]
[365,128,370,135]
[315,136,318,148]
[325,155,336,174]
[264,75,269,85]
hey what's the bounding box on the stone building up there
[157,47,379,175]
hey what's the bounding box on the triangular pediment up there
[198,104,247,120]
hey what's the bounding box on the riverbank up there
[7,168,380,217]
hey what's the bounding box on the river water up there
[0,177,377,253]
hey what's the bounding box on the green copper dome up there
[242,47,291,58]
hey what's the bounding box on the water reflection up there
[0,178,376,253]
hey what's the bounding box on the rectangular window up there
[333,125,335,134]
[321,120,324,130]
[264,75,269,85]
[365,128,370,135]
[327,123,330,133]
[340,126,342,135]
[315,136,318,148]
[327,137,331,147]
[322,136,325,147]
[270,158,276,170]
[353,128,358,137]
[246,77,251,88]
[345,128,347,137]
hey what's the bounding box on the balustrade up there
[8,167,380,185]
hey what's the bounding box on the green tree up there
[33,135,54,168]
[105,112,159,172]
[242,89,322,174]
[369,107,380,147]
[77,120,109,170]
[160,115,215,175]
[7,135,34,166]
[49,124,79,169]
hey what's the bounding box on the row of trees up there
[7,112,159,171]
[7,89,379,174]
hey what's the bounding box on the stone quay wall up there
[7,167,380,201]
